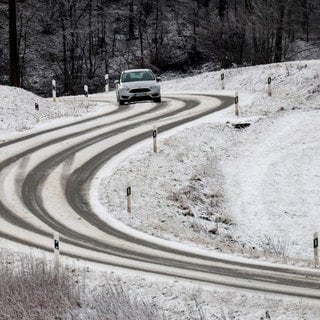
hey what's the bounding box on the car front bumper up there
[118,88,161,102]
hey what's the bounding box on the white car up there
[115,69,161,105]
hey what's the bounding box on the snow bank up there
[0,85,105,133]
[95,60,320,265]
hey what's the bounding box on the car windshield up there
[121,71,155,82]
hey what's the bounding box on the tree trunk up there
[192,0,198,59]
[219,0,227,19]
[60,5,69,94]
[62,22,68,92]
[88,0,93,77]
[128,0,135,40]
[9,0,20,87]
[274,0,285,62]
[301,0,310,42]
[138,0,144,66]
[154,0,159,64]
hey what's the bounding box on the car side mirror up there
[156,77,161,82]
[114,80,120,85]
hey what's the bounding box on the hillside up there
[1,60,320,319]
[1,0,320,96]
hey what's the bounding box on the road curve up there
[1,94,320,299]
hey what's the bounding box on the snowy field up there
[95,60,320,265]
[1,60,320,319]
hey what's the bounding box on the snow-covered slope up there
[91,60,320,266]
[1,60,320,319]
[0,86,106,134]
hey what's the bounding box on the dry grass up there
[0,252,80,320]
[260,235,289,258]
[0,250,165,320]
[76,281,164,320]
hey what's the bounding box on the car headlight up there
[120,85,129,91]
[150,85,159,90]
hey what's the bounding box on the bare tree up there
[9,0,20,87]
[128,0,135,40]
[2,0,320,93]
[219,0,227,19]
[274,0,286,62]
[56,0,89,94]
[138,0,145,67]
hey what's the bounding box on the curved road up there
[1,94,320,299]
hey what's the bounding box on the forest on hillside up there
[0,0,320,96]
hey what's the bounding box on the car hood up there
[121,80,158,88]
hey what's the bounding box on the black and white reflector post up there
[314,232,319,266]
[105,74,109,93]
[153,125,157,153]
[267,76,272,96]
[234,91,239,116]
[221,69,225,90]
[52,79,57,102]
[84,85,89,107]
[35,103,39,123]
[54,232,60,267]
[127,185,132,213]
[84,85,88,98]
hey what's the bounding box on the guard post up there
[221,69,225,90]
[127,185,132,213]
[235,91,239,116]
[268,76,272,96]
[153,126,157,153]
[314,232,319,266]
[84,85,89,107]
[52,79,57,102]
[35,103,39,123]
[54,232,60,268]
[105,74,109,93]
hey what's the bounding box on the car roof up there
[122,69,152,73]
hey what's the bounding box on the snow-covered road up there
[2,60,320,318]
[1,92,320,299]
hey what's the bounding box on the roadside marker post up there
[127,185,132,213]
[84,85,89,97]
[234,91,239,116]
[221,69,225,90]
[54,232,60,268]
[268,76,272,96]
[35,103,39,123]
[314,232,319,266]
[52,79,57,102]
[105,74,109,93]
[84,85,89,107]
[153,126,158,153]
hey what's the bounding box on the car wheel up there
[117,93,125,106]
[153,97,161,103]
